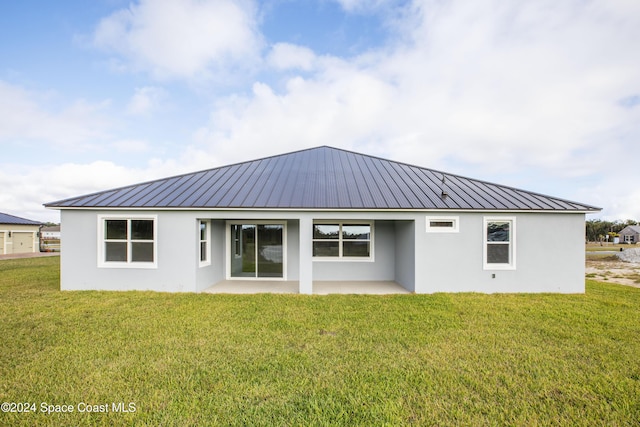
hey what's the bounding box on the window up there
[426,216,459,233]
[98,216,157,268]
[199,220,210,266]
[624,235,635,243]
[483,217,516,270]
[313,222,372,259]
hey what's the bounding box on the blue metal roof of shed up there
[0,212,42,225]
[45,146,600,211]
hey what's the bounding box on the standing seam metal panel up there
[138,175,194,207]
[344,150,371,208]
[385,162,434,208]
[447,175,500,209]
[211,162,258,207]
[227,159,270,207]
[192,165,244,206]
[351,154,381,208]
[418,169,471,209]
[323,148,340,208]
[250,157,278,207]
[162,171,212,207]
[273,153,300,208]
[151,172,211,207]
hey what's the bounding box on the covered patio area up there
[203,280,410,295]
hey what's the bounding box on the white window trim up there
[312,220,374,262]
[97,214,158,269]
[483,216,516,270]
[426,216,460,233]
[225,221,287,281]
[199,220,211,267]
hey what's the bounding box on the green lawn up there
[1,257,639,426]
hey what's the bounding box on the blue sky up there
[1,0,639,223]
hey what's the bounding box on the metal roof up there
[0,212,42,225]
[45,146,600,211]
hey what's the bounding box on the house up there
[45,146,600,294]
[40,225,61,252]
[619,225,640,244]
[0,212,42,255]
[41,225,61,240]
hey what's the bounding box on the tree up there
[586,219,639,242]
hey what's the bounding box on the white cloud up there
[333,0,400,14]
[267,43,316,71]
[92,0,262,80]
[0,80,110,148]
[111,139,151,153]
[126,86,167,116]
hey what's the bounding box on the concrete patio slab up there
[313,281,410,295]
[202,280,410,295]
[203,280,300,294]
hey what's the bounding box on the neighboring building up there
[41,225,61,240]
[45,146,600,294]
[619,225,640,244]
[40,225,61,252]
[0,212,42,255]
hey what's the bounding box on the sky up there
[0,0,639,224]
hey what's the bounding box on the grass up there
[585,243,626,251]
[1,257,640,426]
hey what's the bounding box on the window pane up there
[132,242,154,262]
[487,243,509,264]
[200,241,207,262]
[313,241,339,257]
[105,242,127,262]
[314,225,339,239]
[257,225,283,278]
[231,225,256,277]
[131,220,154,240]
[487,222,510,242]
[342,224,370,240]
[106,220,127,240]
[343,241,370,257]
[200,221,207,241]
[430,221,453,228]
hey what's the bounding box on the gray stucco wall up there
[394,220,415,291]
[58,209,586,293]
[415,212,585,293]
[61,210,197,292]
[195,219,226,292]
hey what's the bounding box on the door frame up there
[225,220,287,281]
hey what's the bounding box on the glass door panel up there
[230,224,256,277]
[230,223,283,278]
[257,225,283,278]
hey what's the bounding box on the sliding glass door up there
[230,223,284,278]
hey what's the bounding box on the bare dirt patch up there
[586,255,640,288]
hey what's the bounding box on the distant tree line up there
[586,219,638,242]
